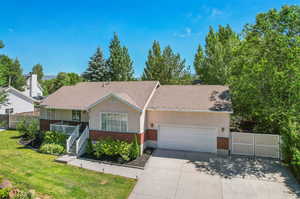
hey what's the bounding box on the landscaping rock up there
[0,179,12,189]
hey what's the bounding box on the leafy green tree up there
[83,47,110,81]
[42,72,83,95]
[0,41,7,106]
[0,56,26,90]
[229,5,300,135]
[142,41,190,84]
[32,64,44,82]
[107,33,134,81]
[195,25,240,85]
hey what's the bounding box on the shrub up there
[130,135,140,160]
[16,119,39,140]
[16,120,27,137]
[93,137,141,161]
[43,131,68,147]
[40,144,65,155]
[85,138,94,155]
[0,188,10,199]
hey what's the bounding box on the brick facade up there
[90,130,145,144]
[217,137,229,150]
[145,129,158,141]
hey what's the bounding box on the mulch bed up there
[81,148,154,169]
[19,137,42,149]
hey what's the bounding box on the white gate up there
[231,132,280,159]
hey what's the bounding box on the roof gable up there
[41,81,159,110]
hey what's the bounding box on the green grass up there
[0,130,136,199]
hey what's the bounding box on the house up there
[22,73,43,99]
[40,81,232,155]
[0,86,38,115]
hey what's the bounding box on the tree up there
[229,5,300,135]
[0,56,26,90]
[83,47,110,81]
[0,41,4,49]
[107,33,134,81]
[193,45,204,78]
[42,72,83,95]
[142,41,189,84]
[0,41,7,106]
[195,25,240,85]
[32,64,44,82]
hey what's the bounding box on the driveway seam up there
[173,151,186,199]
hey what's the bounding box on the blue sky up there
[0,0,298,77]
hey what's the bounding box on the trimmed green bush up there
[43,131,68,147]
[93,137,139,161]
[40,144,65,155]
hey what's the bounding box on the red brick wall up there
[145,129,157,141]
[90,130,145,144]
[217,137,229,150]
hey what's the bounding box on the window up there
[101,112,128,132]
[5,108,13,114]
[72,110,81,121]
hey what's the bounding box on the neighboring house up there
[22,73,43,99]
[40,81,232,155]
[0,87,38,115]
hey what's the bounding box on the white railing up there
[66,125,80,153]
[50,123,77,135]
[76,126,89,155]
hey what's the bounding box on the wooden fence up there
[231,132,280,159]
[8,112,39,129]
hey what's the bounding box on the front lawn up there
[0,130,136,199]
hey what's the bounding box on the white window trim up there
[99,112,128,132]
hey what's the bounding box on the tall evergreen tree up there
[83,47,110,81]
[107,33,134,81]
[195,25,240,85]
[142,41,162,81]
[193,45,204,79]
[142,41,188,84]
[32,63,44,82]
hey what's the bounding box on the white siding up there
[0,91,34,114]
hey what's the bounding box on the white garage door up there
[158,125,217,153]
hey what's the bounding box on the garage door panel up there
[158,125,217,153]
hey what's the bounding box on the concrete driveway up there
[129,149,300,199]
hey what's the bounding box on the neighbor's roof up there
[147,85,232,112]
[0,86,39,103]
[41,81,159,111]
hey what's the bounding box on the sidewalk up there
[56,155,144,179]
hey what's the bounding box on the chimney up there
[30,74,38,97]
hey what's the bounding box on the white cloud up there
[174,27,194,38]
[211,8,223,17]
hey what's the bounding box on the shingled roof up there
[147,85,232,112]
[41,81,159,111]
